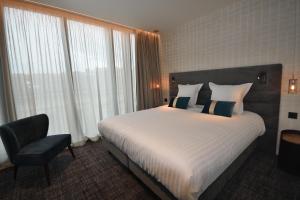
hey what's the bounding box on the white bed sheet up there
[98,106,265,200]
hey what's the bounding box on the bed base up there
[102,138,258,200]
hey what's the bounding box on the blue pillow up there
[168,97,190,109]
[202,100,236,117]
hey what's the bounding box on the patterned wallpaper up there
[160,0,300,152]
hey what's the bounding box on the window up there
[4,7,76,136]
[112,30,136,114]
[3,6,137,143]
[66,20,136,137]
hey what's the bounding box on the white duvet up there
[98,106,265,200]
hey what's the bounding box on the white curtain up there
[67,20,136,139]
[1,6,137,160]
[112,30,137,114]
[4,7,84,143]
[0,63,7,163]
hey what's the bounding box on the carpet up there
[0,141,299,200]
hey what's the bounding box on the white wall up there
[161,0,300,153]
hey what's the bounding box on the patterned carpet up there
[0,141,299,200]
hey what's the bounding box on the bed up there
[98,64,282,200]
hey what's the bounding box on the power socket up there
[288,112,298,119]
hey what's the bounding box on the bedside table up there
[278,130,300,176]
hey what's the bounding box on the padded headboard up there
[169,64,282,155]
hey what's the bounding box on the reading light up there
[288,78,297,94]
[257,72,267,84]
[288,0,298,94]
[171,76,175,83]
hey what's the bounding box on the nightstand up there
[278,130,300,176]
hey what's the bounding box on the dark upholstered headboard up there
[169,64,282,155]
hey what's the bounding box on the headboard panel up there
[169,64,282,155]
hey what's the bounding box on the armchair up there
[0,114,75,185]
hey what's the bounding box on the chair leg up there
[44,164,50,186]
[68,145,75,159]
[14,165,18,180]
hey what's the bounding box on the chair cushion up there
[15,134,71,165]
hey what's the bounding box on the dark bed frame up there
[103,64,282,200]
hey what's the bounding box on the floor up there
[0,141,299,200]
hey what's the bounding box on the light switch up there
[288,112,298,119]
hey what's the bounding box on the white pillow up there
[177,84,203,106]
[209,82,253,114]
[187,105,204,113]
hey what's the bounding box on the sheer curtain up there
[4,7,84,143]
[0,64,7,163]
[67,20,136,139]
[113,30,137,114]
[1,6,137,155]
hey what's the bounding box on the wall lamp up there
[288,78,297,94]
[288,0,298,94]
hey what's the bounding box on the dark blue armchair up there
[0,114,75,185]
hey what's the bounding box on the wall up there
[161,0,300,153]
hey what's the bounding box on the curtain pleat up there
[136,31,162,110]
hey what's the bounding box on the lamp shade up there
[288,79,297,94]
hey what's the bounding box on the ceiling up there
[30,0,237,32]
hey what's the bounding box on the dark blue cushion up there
[168,97,190,109]
[15,134,71,165]
[202,100,235,117]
